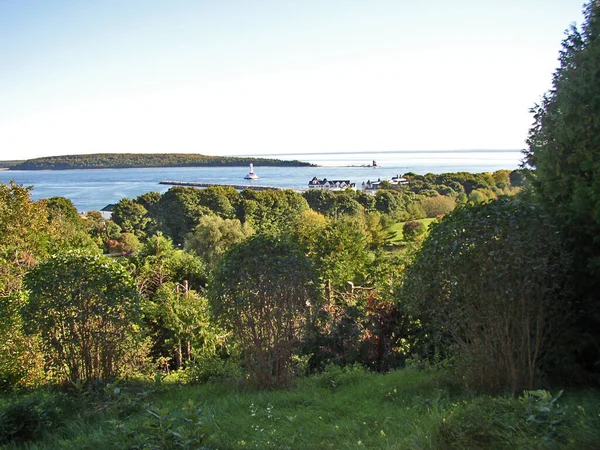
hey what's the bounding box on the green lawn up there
[2,367,599,449]
[386,218,437,243]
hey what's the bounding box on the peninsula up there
[9,153,314,170]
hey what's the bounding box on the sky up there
[0,0,587,160]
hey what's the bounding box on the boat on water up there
[244,163,259,180]
[372,160,379,168]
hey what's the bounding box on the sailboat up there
[244,163,259,180]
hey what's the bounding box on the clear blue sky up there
[0,0,586,159]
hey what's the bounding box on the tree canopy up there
[23,251,143,382]
[209,235,318,387]
[524,1,600,271]
[402,198,570,392]
[523,1,600,372]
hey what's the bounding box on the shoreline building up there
[362,175,409,194]
[308,177,356,191]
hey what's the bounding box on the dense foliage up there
[209,235,318,387]
[0,166,529,391]
[524,0,600,373]
[0,183,97,388]
[11,153,313,170]
[0,160,24,168]
[24,252,144,382]
[402,198,571,392]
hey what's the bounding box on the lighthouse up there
[244,163,259,180]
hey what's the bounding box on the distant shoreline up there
[8,163,314,171]
[8,153,314,171]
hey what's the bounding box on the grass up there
[2,366,600,449]
[386,218,437,243]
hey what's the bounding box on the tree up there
[136,191,162,212]
[240,189,309,235]
[111,198,150,238]
[106,232,141,255]
[147,283,212,370]
[313,218,371,291]
[0,182,52,388]
[135,233,206,299]
[302,190,364,218]
[331,193,364,218]
[134,234,207,367]
[291,209,328,254]
[154,187,213,245]
[0,183,52,297]
[402,198,570,392]
[23,251,145,382]
[195,185,239,219]
[42,196,99,253]
[43,196,81,223]
[375,190,399,215]
[184,215,252,269]
[402,221,426,241]
[83,211,121,249]
[418,195,456,217]
[509,169,525,187]
[302,189,336,216]
[354,190,377,213]
[209,235,318,387]
[523,1,600,372]
[135,191,162,235]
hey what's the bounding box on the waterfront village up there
[102,173,410,219]
[308,174,409,194]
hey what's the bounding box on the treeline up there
[0,167,526,391]
[10,153,313,170]
[0,160,24,169]
[110,168,524,246]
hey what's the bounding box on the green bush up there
[402,221,426,241]
[23,251,146,383]
[315,363,371,390]
[209,235,318,388]
[179,357,243,385]
[0,391,72,445]
[419,195,456,217]
[402,197,571,392]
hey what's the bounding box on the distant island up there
[0,160,25,169]
[8,153,314,170]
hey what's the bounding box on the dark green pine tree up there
[524,0,600,375]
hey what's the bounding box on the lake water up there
[0,150,523,212]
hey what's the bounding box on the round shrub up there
[402,197,570,392]
[403,221,427,241]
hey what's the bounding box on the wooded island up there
[9,153,313,170]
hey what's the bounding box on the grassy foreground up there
[1,366,599,449]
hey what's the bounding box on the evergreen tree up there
[524,1,600,373]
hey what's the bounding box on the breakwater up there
[159,180,282,191]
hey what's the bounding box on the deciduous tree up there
[23,251,145,382]
[209,235,318,387]
[184,215,252,269]
[402,198,570,392]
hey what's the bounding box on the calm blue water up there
[0,150,523,212]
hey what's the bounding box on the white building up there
[362,175,408,194]
[308,177,356,191]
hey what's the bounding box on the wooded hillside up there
[11,153,313,170]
